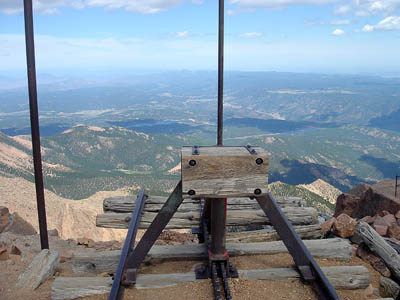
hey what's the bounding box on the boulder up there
[1,214,11,230]
[77,237,95,248]
[333,214,357,238]
[11,245,22,255]
[374,225,388,236]
[388,224,400,240]
[361,215,376,224]
[48,229,59,237]
[375,216,390,227]
[320,217,336,233]
[352,180,400,219]
[0,248,9,261]
[383,214,397,226]
[16,249,60,290]
[334,193,360,218]
[0,206,9,216]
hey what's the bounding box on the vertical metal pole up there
[23,0,49,250]
[209,0,227,261]
[217,0,224,146]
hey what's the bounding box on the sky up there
[0,0,400,76]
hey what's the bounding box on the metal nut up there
[256,158,263,165]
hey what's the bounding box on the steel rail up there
[124,181,183,274]
[23,0,49,250]
[108,188,147,300]
[256,193,340,300]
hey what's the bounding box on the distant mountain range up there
[0,123,399,201]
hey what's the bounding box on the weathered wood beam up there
[96,207,318,229]
[52,266,369,299]
[239,265,370,290]
[103,196,306,213]
[71,238,351,274]
[380,276,400,299]
[226,224,323,243]
[356,221,400,282]
[51,277,112,300]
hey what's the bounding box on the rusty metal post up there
[23,0,49,250]
[210,198,227,260]
[217,0,224,146]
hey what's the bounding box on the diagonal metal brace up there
[123,181,184,276]
[108,188,147,300]
[256,193,340,300]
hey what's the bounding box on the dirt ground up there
[0,232,385,300]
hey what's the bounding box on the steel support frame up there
[109,188,148,300]
[256,193,340,300]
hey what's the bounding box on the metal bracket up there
[245,144,257,155]
[298,265,315,281]
[122,268,137,285]
[192,145,200,155]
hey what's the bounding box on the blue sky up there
[0,0,400,76]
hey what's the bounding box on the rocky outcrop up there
[334,194,361,217]
[352,180,400,219]
[334,180,400,219]
[0,206,36,235]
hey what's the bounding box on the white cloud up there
[335,0,400,17]
[0,0,203,15]
[332,28,345,35]
[362,15,400,31]
[229,0,340,10]
[334,4,351,15]
[239,32,264,38]
[176,31,190,38]
[305,19,354,26]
